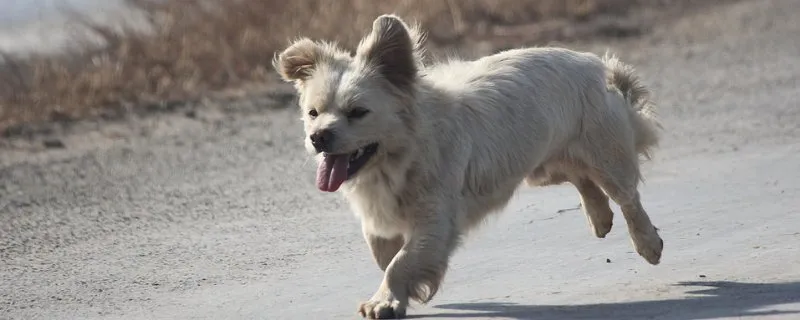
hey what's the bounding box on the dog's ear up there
[355,15,421,90]
[273,38,323,83]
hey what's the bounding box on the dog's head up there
[273,15,425,192]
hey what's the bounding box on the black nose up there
[309,129,334,153]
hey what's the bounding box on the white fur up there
[275,14,664,319]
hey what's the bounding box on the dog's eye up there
[308,109,318,118]
[347,107,370,120]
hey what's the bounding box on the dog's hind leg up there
[528,164,614,238]
[587,154,663,265]
[525,166,568,187]
[571,177,614,238]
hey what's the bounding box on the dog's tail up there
[602,52,661,160]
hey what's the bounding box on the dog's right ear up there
[273,38,322,83]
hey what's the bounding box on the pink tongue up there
[316,154,349,192]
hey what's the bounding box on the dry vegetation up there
[0,0,661,133]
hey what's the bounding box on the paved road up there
[2,0,799,319]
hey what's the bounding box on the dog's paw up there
[592,220,613,238]
[358,299,406,319]
[632,227,663,265]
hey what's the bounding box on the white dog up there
[274,14,664,319]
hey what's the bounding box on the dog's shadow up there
[413,281,800,320]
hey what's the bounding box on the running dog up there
[274,14,664,319]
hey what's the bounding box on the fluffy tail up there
[602,52,662,160]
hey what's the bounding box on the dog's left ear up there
[273,38,323,84]
[355,15,421,91]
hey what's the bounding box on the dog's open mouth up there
[316,143,379,192]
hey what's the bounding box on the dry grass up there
[0,0,649,132]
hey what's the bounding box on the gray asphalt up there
[2,0,799,319]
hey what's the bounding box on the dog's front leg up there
[365,232,404,271]
[358,210,459,319]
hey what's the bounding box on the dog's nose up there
[309,129,334,153]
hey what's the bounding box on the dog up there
[274,14,664,319]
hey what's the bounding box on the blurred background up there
[0,0,733,135]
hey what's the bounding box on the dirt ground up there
[1,0,799,319]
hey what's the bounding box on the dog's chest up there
[345,180,408,238]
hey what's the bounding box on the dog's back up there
[418,48,635,221]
